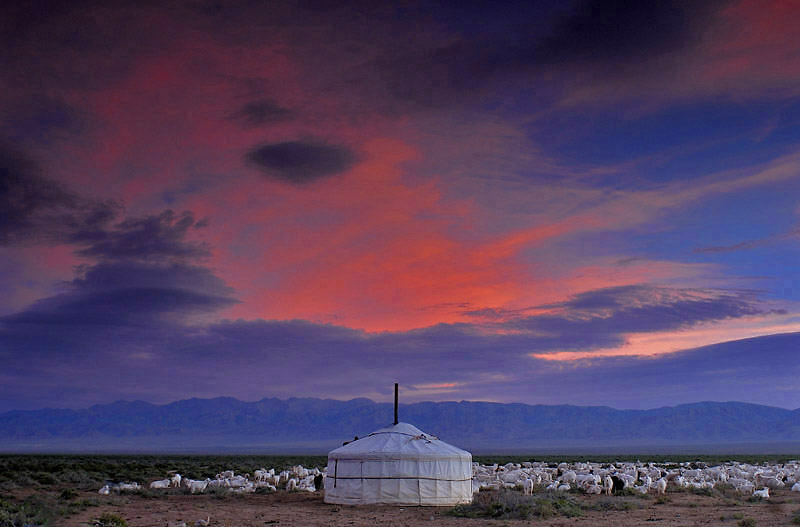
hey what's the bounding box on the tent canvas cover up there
[324,422,473,506]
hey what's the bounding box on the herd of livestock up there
[98,465,323,495]
[471,460,800,498]
[98,460,800,499]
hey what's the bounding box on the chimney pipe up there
[394,383,399,425]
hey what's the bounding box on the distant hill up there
[1,398,799,453]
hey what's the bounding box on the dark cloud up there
[246,140,357,184]
[1,98,86,146]
[75,210,210,262]
[533,0,724,65]
[519,286,765,346]
[231,100,292,127]
[2,259,237,330]
[0,142,120,246]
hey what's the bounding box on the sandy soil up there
[62,489,800,527]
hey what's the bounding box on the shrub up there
[446,490,582,520]
[59,488,79,500]
[93,512,127,527]
[587,497,642,511]
[737,518,756,527]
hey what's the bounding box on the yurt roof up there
[328,422,471,461]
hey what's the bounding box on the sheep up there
[98,485,110,495]
[217,470,234,480]
[618,474,636,488]
[230,483,256,494]
[730,479,755,493]
[760,477,785,489]
[149,479,172,489]
[522,478,535,495]
[586,484,603,495]
[633,483,649,494]
[171,474,182,488]
[286,478,298,491]
[545,481,559,491]
[575,474,599,488]
[116,482,141,492]
[557,483,571,492]
[792,482,800,492]
[186,478,211,494]
[610,476,626,494]
[227,475,248,488]
[752,487,769,499]
[654,478,667,495]
[558,471,577,485]
[254,469,268,483]
[603,476,613,496]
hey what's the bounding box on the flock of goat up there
[98,465,323,495]
[98,460,800,500]
[473,460,800,499]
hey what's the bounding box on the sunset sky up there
[2,0,800,412]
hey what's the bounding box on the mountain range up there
[1,397,799,453]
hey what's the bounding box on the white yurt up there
[324,386,473,506]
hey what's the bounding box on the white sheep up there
[557,483,570,492]
[98,485,110,495]
[286,478,298,491]
[585,485,602,495]
[792,482,800,492]
[171,474,182,488]
[186,478,211,494]
[522,478,534,495]
[633,483,649,494]
[558,471,577,484]
[752,487,769,499]
[149,479,171,489]
[227,475,248,488]
[654,478,667,495]
[603,476,613,496]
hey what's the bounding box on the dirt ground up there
[59,488,800,527]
